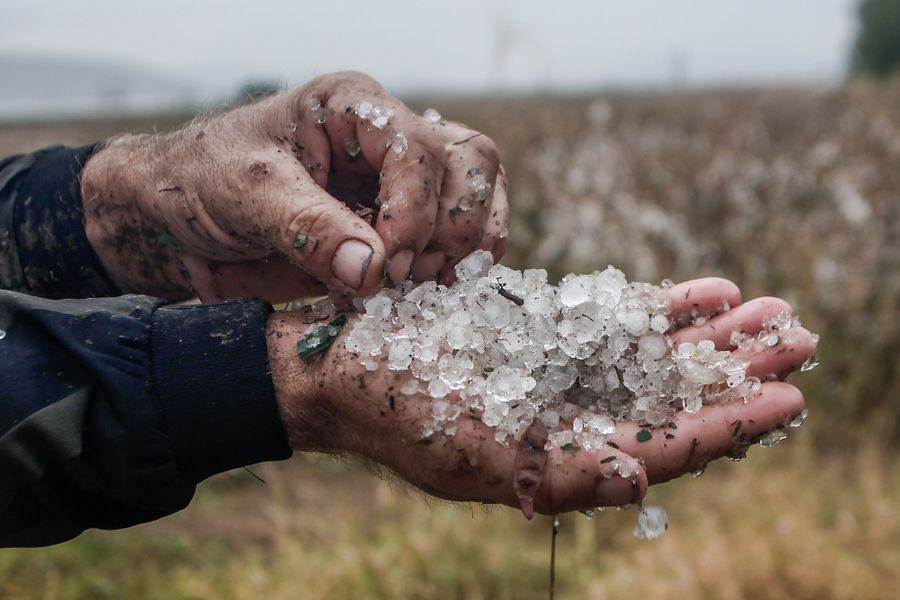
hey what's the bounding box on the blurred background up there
[2,1,899,598]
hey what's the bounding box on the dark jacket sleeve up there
[0,144,120,298]
[0,291,292,547]
[0,147,292,547]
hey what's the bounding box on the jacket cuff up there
[7,145,120,298]
[150,299,292,483]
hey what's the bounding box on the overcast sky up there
[1,0,858,100]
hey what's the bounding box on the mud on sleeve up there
[0,145,119,298]
[0,291,291,547]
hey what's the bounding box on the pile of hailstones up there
[345,250,810,460]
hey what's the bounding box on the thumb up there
[262,161,386,296]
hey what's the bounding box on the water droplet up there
[0,329,6,340]
[423,108,442,123]
[580,508,594,519]
[691,467,704,478]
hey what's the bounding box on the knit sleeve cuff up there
[150,299,292,483]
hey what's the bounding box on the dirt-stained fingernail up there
[332,239,373,289]
[388,249,415,284]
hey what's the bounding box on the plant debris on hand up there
[297,314,348,358]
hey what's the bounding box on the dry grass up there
[1,80,899,599]
[3,437,900,600]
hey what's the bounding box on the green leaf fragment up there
[297,314,348,358]
[294,233,308,250]
[561,443,581,452]
[403,437,433,446]
[636,429,653,442]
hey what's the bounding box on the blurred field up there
[1,81,899,599]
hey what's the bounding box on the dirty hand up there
[266,277,817,515]
[81,71,507,302]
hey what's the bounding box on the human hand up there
[266,277,817,515]
[81,71,506,302]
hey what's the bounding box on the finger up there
[668,278,742,326]
[320,92,376,174]
[476,164,510,262]
[735,326,819,380]
[670,296,793,349]
[538,445,648,513]
[322,94,447,281]
[433,127,501,283]
[411,159,506,283]
[410,151,506,283]
[610,381,804,484]
[438,418,647,514]
[282,92,332,188]
[256,153,386,295]
[375,139,443,282]
[183,253,327,303]
[410,251,447,282]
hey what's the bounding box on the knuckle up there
[472,135,501,168]
[285,199,333,242]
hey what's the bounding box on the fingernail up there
[388,249,415,284]
[332,239,373,289]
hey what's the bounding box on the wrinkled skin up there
[81,70,815,515]
[268,277,817,515]
[81,71,507,302]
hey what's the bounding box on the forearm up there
[0,290,291,547]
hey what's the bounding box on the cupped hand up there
[82,71,506,302]
[267,277,817,515]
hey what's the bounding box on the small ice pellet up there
[801,356,819,372]
[341,250,816,468]
[356,100,373,119]
[390,130,408,157]
[465,167,491,203]
[423,108,442,123]
[759,429,789,447]
[345,137,361,158]
[650,314,669,333]
[634,506,669,540]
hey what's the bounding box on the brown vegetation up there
[1,80,898,599]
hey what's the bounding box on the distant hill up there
[0,54,198,118]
